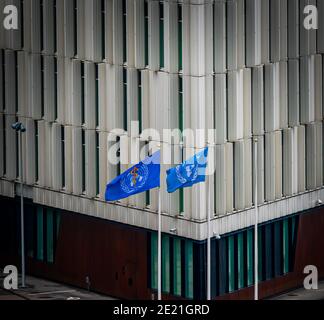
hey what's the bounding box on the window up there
[40,0,44,51]
[35,121,39,182]
[159,1,164,69]
[61,126,65,188]
[246,228,254,286]
[54,57,58,120]
[81,62,85,125]
[228,235,235,292]
[82,129,86,192]
[96,131,100,196]
[144,0,149,66]
[46,209,54,263]
[178,4,183,71]
[282,219,289,274]
[162,235,170,293]
[150,232,158,290]
[53,0,57,53]
[184,240,193,299]
[20,0,24,49]
[122,0,127,63]
[41,56,45,118]
[172,238,182,296]
[73,0,77,56]
[101,0,106,60]
[36,206,44,261]
[237,233,245,289]
[138,70,142,133]
[95,64,99,127]
[123,67,127,131]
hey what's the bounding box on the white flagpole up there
[207,171,211,300]
[158,187,162,300]
[254,138,259,301]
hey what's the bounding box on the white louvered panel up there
[264,63,280,132]
[64,58,73,125]
[299,0,317,56]
[37,120,46,186]
[113,0,123,65]
[99,131,108,200]
[119,134,129,206]
[105,0,114,63]
[214,0,226,73]
[279,0,288,60]
[43,0,55,55]
[261,0,270,64]
[56,0,65,56]
[234,140,245,211]
[244,138,253,208]
[51,123,62,191]
[315,122,323,187]
[252,66,264,135]
[141,70,150,131]
[25,118,36,185]
[23,0,32,51]
[300,55,315,124]
[254,135,265,205]
[85,62,96,129]
[182,3,190,75]
[57,57,65,123]
[0,114,3,176]
[228,70,244,141]
[192,174,207,221]
[126,0,135,67]
[274,130,282,199]
[17,52,28,117]
[245,0,261,67]
[31,0,41,53]
[148,70,158,134]
[288,0,299,58]
[5,115,17,180]
[64,125,73,192]
[106,64,123,131]
[214,74,227,144]
[98,63,107,130]
[86,130,96,198]
[225,143,234,214]
[283,128,298,196]
[129,136,141,208]
[44,121,53,188]
[204,2,213,75]
[265,132,276,201]
[71,60,82,126]
[288,59,300,126]
[84,0,102,62]
[72,127,82,195]
[318,0,324,53]
[134,0,145,68]
[297,125,306,192]
[215,144,227,216]
[279,61,288,129]
[205,75,214,136]
[306,123,316,189]
[148,0,159,71]
[127,68,139,133]
[5,50,17,115]
[64,0,75,57]
[314,55,323,121]
[44,55,55,122]
[227,0,238,70]
[164,0,178,73]
[243,68,252,138]
[31,54,42,119]
[76,0,85,60]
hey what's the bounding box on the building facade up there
[0,0,324,299]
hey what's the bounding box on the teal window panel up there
[258,227,263,282]
[151,232,158,290]
[237,233,245,289]
[283,219,290,274]
[56,212,61,239]
[184,240,193,299]
[173,238,182,296]
[228,236,235,292]
[246,229,254,286]
[46,209,54,263]
[162,235,170,293]
[36,207,44,261]
[178,4,183,71]
[273,221,283,277]
[264,224,273,280]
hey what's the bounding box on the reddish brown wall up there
[215,206,324,300]
[26,211,151,300]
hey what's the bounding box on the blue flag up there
[105,151,161,201]
[166,148,209,193]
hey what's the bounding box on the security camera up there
[11,122,26,132]
[316,199,323,206]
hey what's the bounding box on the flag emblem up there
[121,163,149,194]
[175,163,198,184]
